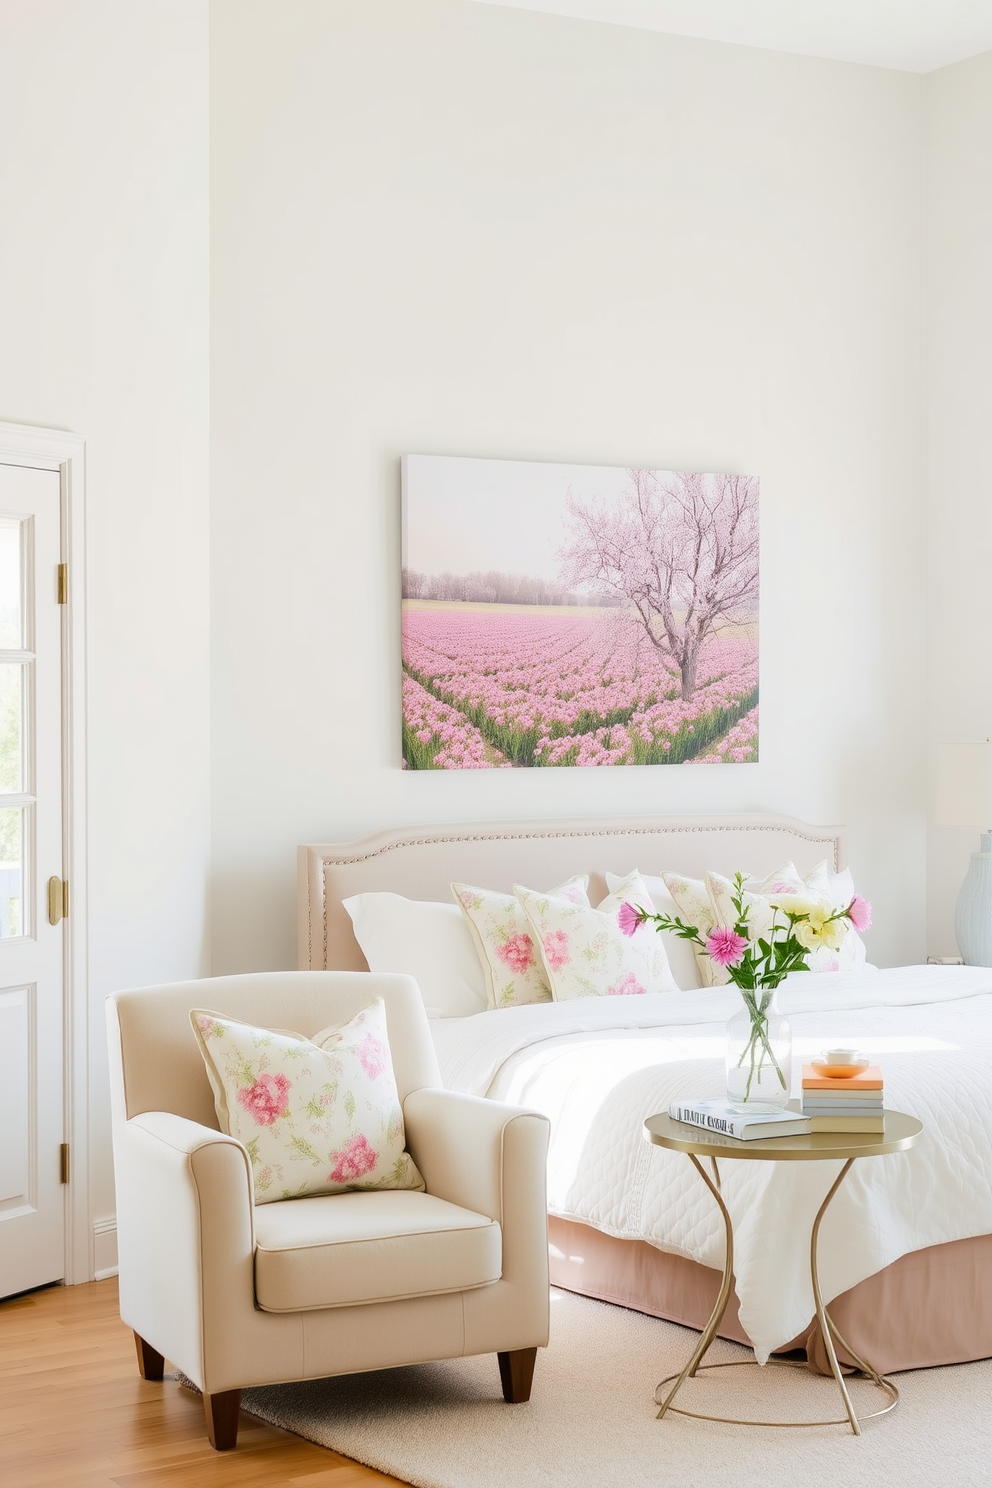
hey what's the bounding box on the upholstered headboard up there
[298,814,844,971]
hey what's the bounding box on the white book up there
[668,1098,810,1141]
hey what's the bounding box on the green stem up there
[735,1003,786,1098]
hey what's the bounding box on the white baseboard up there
[93,1216,118,1280]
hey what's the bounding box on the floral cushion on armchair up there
[190,998,425,1203]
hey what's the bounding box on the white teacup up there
[823,1047,862,1065]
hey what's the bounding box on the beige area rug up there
[204,1291,992,1487]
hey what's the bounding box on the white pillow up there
[342,893,488,1018]
[605,871,700,990]
[517,874,679,1002]
[453,876,590,1010]
[190,1000,425,1204]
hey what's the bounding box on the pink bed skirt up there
[548,1216,992,1375]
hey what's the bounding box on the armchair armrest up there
[404,1088,552,1356]
[129,1108,251,1167]
[403,1087,549,1225]
[113,1112,255,1388]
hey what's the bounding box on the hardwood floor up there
[0,1278,408,1487]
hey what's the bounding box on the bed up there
[299,813,992,1374]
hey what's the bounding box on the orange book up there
[801,1063,883,1090]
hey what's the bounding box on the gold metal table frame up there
[643,1110,924,1434]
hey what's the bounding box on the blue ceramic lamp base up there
[955,832,992,966]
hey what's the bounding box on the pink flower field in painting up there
[401,460,758,769]
[402,607,758,769]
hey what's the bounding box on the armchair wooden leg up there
[203,1388,243,1450]
[133,1333,165,1382]
[498,1347,538,1403]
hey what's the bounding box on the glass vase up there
[725,985,792,1113]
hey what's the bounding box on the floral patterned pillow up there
[662,871,721,985]
[189,999,425,1204]
[604,871,699,990]
[516,874,679,1002]
[452,876,590,1009]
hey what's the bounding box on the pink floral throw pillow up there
[452,875,590,1010]
[189,999,424,1204]
[515,874,679,1003]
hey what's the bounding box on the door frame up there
[0,420,89,1285]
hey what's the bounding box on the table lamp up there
[935,741,992,965]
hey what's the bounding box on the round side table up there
[642,1110,923,1434]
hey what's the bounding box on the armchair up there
[106,971,550,1449]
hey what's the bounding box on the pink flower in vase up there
[847,895,872,932]
[617,901,643,938]
[706,927,748,969]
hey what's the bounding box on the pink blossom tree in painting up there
[559,470,759,702]
[401,455,758,769]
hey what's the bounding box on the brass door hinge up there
[57,564,68,604]
[47,877,68,925]
[60,1144,70,1185]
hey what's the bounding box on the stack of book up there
[800,1063,885,1133]
[668,1070,888,1142]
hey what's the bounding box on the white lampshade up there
[935,742,992,829]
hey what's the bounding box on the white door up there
[0,462,65,1298]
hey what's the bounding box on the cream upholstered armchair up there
[106,971,551,1450]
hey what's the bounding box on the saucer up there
[810,1058,869,1079]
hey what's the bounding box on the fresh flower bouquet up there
[620,875,872,1109]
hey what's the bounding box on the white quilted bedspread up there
[430,966,992,1361]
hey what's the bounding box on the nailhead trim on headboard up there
[302,816,843,971]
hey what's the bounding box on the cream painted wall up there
[925,51,992,957]
[0,2,211,1242]
[210,0,927,973]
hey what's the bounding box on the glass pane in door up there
[0,664,23,792]
[0,520,22,649]
[0,806,23,937]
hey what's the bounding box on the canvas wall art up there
[401,455,758,770]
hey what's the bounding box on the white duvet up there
[431,966,992,1361]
